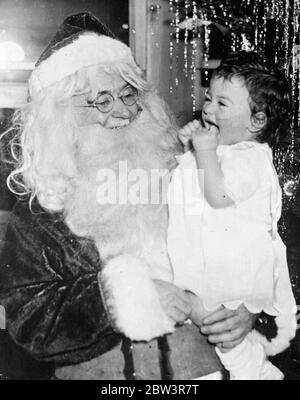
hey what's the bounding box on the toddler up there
[168,52,297,380]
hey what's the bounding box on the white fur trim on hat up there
[99,254,175,342]
[29,33,139,96]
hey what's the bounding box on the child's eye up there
[218,101,227,107]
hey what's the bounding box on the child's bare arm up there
[192,126,234,208]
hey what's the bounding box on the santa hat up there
[29,11,139,96]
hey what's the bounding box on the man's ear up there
[250,112,267,134]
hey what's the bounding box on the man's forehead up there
[95,69,128,92]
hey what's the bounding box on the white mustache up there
[106,119,131,129]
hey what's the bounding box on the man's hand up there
[200,305,257,351]
[153,279,192,324]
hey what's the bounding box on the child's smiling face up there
[202,75,254,145]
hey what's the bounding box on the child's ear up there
[250,112,267,134]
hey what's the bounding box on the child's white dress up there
[168,141,296,378]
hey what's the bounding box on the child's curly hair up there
[215,51,292,147]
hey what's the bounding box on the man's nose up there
[111,98,131,118]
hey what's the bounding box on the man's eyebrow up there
[117,83,131,92]
[98,83,130,94]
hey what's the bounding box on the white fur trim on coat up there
[249,313,297,356]
[29,33,140,96]
[100,255,175,341]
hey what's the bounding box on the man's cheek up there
[76,109,105,127]
[129,104,139,121]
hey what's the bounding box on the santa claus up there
[0,12,270,380]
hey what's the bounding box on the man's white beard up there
[64,96,181,281]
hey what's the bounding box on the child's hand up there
[190,305,205,328]
[179,120,201,151]
[185,291,209,328]
[192,125,219,152]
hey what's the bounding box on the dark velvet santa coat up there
[0,200,120,366]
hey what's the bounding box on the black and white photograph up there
[0,0,299,383]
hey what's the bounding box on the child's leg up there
[190,297,284,380]
[215,337,283,380]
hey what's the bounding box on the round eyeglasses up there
[77,85,139,114]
